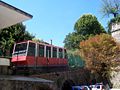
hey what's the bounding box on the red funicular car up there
[12,40,68,73]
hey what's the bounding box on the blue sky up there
[3,0,110,47]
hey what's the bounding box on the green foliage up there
[0,23,34,56]
[100,0,120,34]
[80,33,120,80]
[74,14,105,35]
[67,49,85,69]
[100,0,120,18]
[32,38,43,42]
[68,53,85,69]
[109,15,120,24]
[32,38,49,44]
[64,14,106,50]
[64,32,87,49]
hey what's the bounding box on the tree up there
[0,23,34,56]
[64,14,106,50]
[64,32,86,49]
[100,0,120,18]
[74,14,105,35]
[80,33,120,83]
[32,38,49,44]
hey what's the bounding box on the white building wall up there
[0,58,10,66]
[111,23,120,43]
[111,22,120,88]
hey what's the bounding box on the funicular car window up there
[15,43,27,52]
[59,48,63,58]
[39,44,44,57]
[46,46,51,58]
[28,42,35,56]
[53,47,57,58]
[13,43,27,56]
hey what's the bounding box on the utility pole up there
[50,39,52,45]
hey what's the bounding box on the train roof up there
[0,1,32,29]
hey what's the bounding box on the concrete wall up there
[0,58,10,66]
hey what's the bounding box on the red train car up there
[11,40,68,73]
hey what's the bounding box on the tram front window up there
[13,43,27,56]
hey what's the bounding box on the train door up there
[37,44,45,66]
[27,42,36,68]
[45,46,51,67]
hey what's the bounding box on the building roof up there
[0,1,33,29]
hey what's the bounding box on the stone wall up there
[0,76,55,90]
[111,67,120,88]
[111,22,120,88]
[0,66,8,74]
[32,68,90,90]
[0,80,55,90]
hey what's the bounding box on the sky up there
[3,0,110,47]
